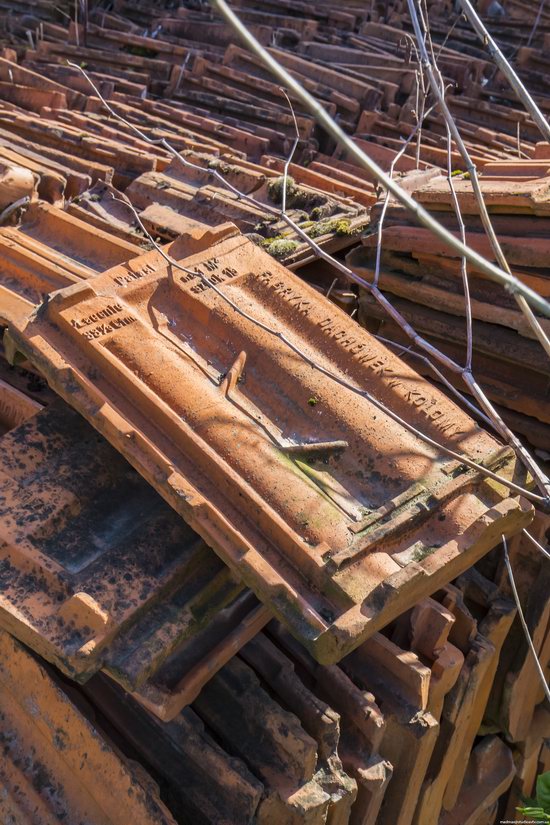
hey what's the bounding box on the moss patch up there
[306,217,358,239]
[262,238,299,258]
[267,175,339,216]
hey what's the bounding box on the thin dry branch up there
[419,0,473,369]
[444,126,473,370]
[527,0,547,47]
[502,534,550,706]
[457,0,550,140]
[374,333,493,426]
[523,528,550,562]
[206,0,550,320]
[408,0,550,361]
[374,97,438,287]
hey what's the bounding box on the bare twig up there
[445,130,473,369]
[74,0,79,47]
[375,97,439,287]
[279,88,299,216]
[414,71,426,170]
[527,0,546,48]
[374,332,494,427]
[522,528,550,562]
[0,196,29,225]
[205,1,550,319]
[502,535,550,705]
[325,277,338,299]
[423,13,474,370]
[456,0,550,142]
[398,28,426,164]
[408,0,550,362]
[434,13,461,57]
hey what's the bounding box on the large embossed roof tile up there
[0,630,177,825]
[0,401,245,686]
[9,229,533,662]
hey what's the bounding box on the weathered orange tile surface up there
[0,375,42,434]
[0,201,141,325]
[0,399,245,688]
[0,629,177,825]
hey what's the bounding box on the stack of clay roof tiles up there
[350,166,550,451]
[0,1,548,824]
